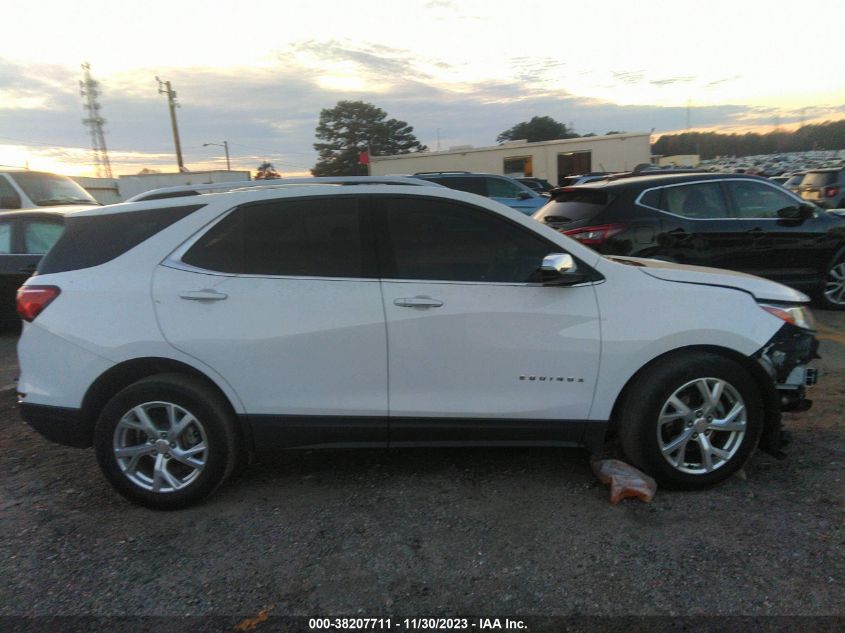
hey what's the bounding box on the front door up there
[153,195,388,448]
[375,195,601,445]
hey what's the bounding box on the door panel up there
[153,267,388,418]
[382,280,601,421]
[377,195,601,427]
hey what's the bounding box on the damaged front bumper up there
[752,322,820,455]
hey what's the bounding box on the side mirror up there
[777,204,814,220]
[541,253,587,286]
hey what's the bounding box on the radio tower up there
[79,63,113,178]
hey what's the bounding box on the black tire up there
[816,249,845,311]
[94,373,238,510]
[618,352,764,489]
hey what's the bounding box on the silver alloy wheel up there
[657,377,747,475]
[113,401,208,493]
[825,262,845,306]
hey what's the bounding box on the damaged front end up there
[752,318,820,456]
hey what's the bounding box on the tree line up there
[652,120,845,159]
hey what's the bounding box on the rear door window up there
[181,197,374,278]
[431,177,487,197]
[23,220,64,254]
[487,177,524,199]
[0,221,12,254]
[659,182,729,219]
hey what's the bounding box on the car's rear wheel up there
[618,352,763,488]
[94,373,238,509]
[819,253,845,311]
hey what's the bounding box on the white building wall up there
[370,133,651,183]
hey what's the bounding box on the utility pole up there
[79,63,113,178]
[156,76,185,172]
[203,141,230,170]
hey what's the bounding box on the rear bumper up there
[20,402,91,448]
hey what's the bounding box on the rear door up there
[0,218,19,322]
[376,195,601,445]
[153,195,389,448]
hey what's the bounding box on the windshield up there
[8,172,99,206]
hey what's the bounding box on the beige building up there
[370,133,652,184]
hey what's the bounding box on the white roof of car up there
[124,176,440,202]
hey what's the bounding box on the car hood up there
[606,256,809,303]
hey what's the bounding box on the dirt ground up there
[0,313,843,623]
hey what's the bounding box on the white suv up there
[16,182,819,508]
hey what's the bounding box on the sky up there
[2,0,844,177]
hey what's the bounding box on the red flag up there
[358,149,370,165]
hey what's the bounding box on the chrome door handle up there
[179,289,228,301]
[393,296,444,308]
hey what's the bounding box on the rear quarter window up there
[38,204,203,274]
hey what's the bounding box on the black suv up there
[533,173,845,310]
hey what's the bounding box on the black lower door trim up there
[244,414,607,452]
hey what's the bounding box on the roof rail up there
[125,176,444,203]
[413,171,472,176]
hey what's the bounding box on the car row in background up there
[533,172,845,309]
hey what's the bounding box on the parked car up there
[769,176,789,186]
[410,172,547,214]
[516,177,554,193]
[0,209,79,326]
[0,169,100,210]
[784,171,807,194]
[798,168,845,210]
[18,182,818,508]
[533,173,845,310]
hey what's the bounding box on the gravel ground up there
[0,314,843,622]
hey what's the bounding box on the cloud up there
[2,50,844,177]
[650,76,696,87]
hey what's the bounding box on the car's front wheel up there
[94,373,238,509]
[618,352,764,488]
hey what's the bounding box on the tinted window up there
[182,197,370,278]
[639,188,661,208]
[534,189,610,225]
[429,177,487,197]
[726,181,799,219]
[802,171,836,187]
[384,197,551,283]
[0,176,21,209]
[0,222,11,254]
[24,220,64,254]
[487,177,524,198]
[784,174,805,188]
[660,183,728,219]
[39,205,202,275]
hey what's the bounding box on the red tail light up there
[824,186,840,198]
[562,223,627,245]
[16,286,60,322]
